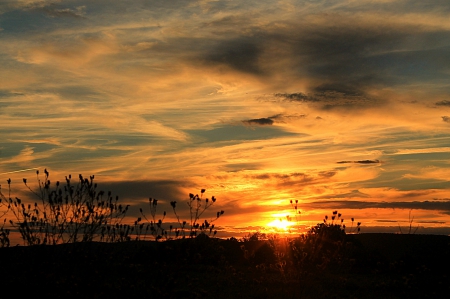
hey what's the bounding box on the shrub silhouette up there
[0,170,226,245]
[287,210,361,270]
[0,170,129,245]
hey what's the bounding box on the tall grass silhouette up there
[135,189,224,240]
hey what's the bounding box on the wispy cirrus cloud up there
[391,147,450,155]
[41,5,86,18]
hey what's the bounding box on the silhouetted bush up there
[286,211,361,271]
[0,170,225,246]
[0,170,129,245]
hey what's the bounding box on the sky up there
[1,0,450,237]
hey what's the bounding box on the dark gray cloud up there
[98,180,185,202]
[442,116,450,123]
[242,114,306,126]
[201,14,255,31]
[242,118,274,126]
[273,89,372,110]
[290,25,450,90]
[274,92,314,102]
[196,18,450,109]
[187,124,299,144]
[0,90,24,97]
[0,91,24,109]
[375,220,398,223]
[223,162,263,172]
[337,159,380,164]
[415,220,447,224]
[436,100,450,106]
[99,180,224,221]
[267,173,312,180]
[304,199,450,214]
[244,171,337,188]
[204,39,263,74]
[250,172,311,180]
[258,26,400,109]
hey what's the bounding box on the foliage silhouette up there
[135,189,224,240]
[0,170,129,245]
[283,210,362,271]
[0,170,226,245]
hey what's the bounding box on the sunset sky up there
[1,0,450,237]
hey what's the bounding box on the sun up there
[266,219,292,231]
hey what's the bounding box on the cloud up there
[305,199,450,213]
[402,166,450,181]
[391,147,450,155]
[8,145,35,164]
[203,39,263,75]
[436,100,450,106]
[199,15,450,110]
[337,159,380,164]
[0,1,86,19]
[273,89,374,110]
[289,21,450,92]
[241,114,307,126]
[98,180,185,202]
[274,93,315,103]
[252,172,313,181]
[41,5,86,18]
[415,220,447,224]
[0,1,55,14]
[243,171,337,189]
[242,118,274,126]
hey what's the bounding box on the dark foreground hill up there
[1,233,449,298]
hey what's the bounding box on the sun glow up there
[266,218,292,231]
